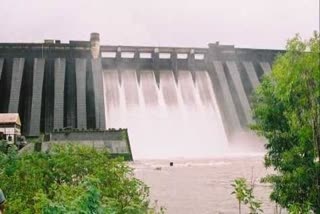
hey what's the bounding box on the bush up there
[0,144,160,214]
[231,178,263,214]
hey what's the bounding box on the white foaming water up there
[103,69,229,159]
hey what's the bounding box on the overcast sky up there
[0,0,319,49]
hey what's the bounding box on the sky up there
[0,0,319,49]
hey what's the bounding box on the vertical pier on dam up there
[211,61,242,134]
[8,58,24,113]
[75,58,87,129]
[242,61,260,89]
[29,58,45,136]
[53,58,66,130]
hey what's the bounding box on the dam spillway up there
[104,67,228,158]
[0,33,282,158]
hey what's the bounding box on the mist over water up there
[103,69,251,159]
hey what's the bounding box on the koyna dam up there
[0,33,282,158]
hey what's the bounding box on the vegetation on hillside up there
[251,32,320,213]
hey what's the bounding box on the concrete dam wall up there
[0,33,282,156]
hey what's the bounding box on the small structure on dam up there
[0,33,283,157]
[0,113,22,143]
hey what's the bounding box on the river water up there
[133,155,283,214]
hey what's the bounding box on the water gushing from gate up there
[103,69,228,159]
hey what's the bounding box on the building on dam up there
[0,33,282,139]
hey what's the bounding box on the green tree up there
[232,178,247,214]
[251,32,320,212]
[231,178,263,214]
[0,144,161,214]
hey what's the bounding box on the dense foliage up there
[251,32,320,212]
[0,143,161,214]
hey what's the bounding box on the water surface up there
[133,156,281,214]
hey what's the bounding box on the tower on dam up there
[0,33,282,147]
